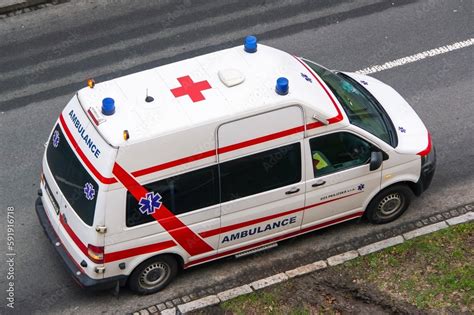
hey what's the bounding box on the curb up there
[134,208,473,315]
[0,0,67,17]
[357,235,404,256]
[403,221,448,240]
[249,273,288,290]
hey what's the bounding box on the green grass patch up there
[221,287,310,315]
[214,222,473,314]
[342,222,474,311]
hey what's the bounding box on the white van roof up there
[77,44,344,147]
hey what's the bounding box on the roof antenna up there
[145,88,154,103]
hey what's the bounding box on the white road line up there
[356,38,474,74]
[0,0,374,103]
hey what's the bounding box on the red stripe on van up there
[130,125,305,179]
[200,206,305,239]
[112,163,214,257]
[41,203,86,274]
[199,191,362,238]
[59,213,88,257]
[59,114,117,184]
[186,211,364,268]
[61,120,302,185]
[101,192,363,262]
[218,125,305,154]
[131,149,216,178]
[105,240,176,262]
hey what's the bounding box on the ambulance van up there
[36,36,435,294]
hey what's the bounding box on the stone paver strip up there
[446,212,474,226]
[217,284,253,302]
[403,222,448,240]
[285,260,327,278]
[156,303,167,312]
[177,295,220,313]
[357,236,404,256]
[250,273,288,290]
[327,250,358,266]
[160,308,176,315]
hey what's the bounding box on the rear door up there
[216,106,306,252]
[45,96,116,272]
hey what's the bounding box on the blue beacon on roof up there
[102,97,116,116]
[244,35,258,53]
[276,77,289,95]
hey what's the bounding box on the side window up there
[126,165,219,227]
[310,132,372,177]
[220,142,301,202]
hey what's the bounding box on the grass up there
[213,222,473,314]
[343,222,474,311]
[221,287,310,315]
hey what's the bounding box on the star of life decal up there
[83,182,95,200]
[301,73,312,83]
[52,130,60,148]
[138,191,163,215]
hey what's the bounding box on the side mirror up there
[369,151,383,171]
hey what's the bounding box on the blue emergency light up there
[102,98,115,116]
[244,35,257,53]
[276,77,289,95]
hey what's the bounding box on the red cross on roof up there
[170,75,212,102]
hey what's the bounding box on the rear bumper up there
[35,197,127,290]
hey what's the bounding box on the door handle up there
[285,187,300,195]
[312,180,326,187]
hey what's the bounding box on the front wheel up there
[365,184,412,224]
[128,255,178,295]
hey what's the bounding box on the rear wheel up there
[128,255,178,294]
[365,184,412,224]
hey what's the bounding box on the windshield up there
[304,60,397,147]
[46,123,98,226]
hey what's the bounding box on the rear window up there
[46,124,98,226]
[220,143,302,202]
[125,143,301,227]
[126,165,219,227]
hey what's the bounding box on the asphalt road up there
[0,0,472,314]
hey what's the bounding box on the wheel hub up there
[139,262,169,289]
[378,193,403,216]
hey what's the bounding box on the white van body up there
[36,41,435,292]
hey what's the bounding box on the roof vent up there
[218,69,245,87]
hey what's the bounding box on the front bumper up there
[35,197,127,290]
[414,146,436,196]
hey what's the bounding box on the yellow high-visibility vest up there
[312,152,329,170]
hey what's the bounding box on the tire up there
[128,255,178,295]
[365,184,412,224]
